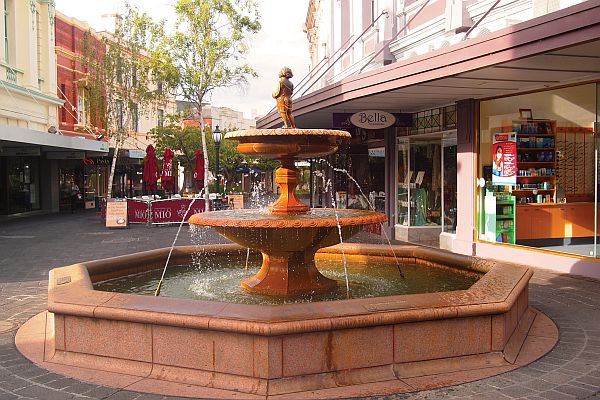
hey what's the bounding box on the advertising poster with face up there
[492,132,517,186]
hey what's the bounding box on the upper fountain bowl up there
[226,128,351,159]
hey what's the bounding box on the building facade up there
[258,0,600,279]
[55,12,176,204]
[177,101,256,130]
[0,0,107,217]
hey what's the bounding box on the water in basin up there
[94,254,481,305]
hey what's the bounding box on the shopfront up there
[257,1,600,278]
[477,82,599,258]
[0,152,41,215]
[320,111,412,218]
[395,106,458,247]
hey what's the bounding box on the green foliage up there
[80,3,167,197]
[81,4,165,143]
[147,0,261,204]
[153,0,261,103]
[151,122,278,192]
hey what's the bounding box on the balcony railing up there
[1,63,23,85]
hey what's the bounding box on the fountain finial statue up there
[272,66,296,128]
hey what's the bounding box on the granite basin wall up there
[47,244,532,396]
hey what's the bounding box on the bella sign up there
[350,110,396,129]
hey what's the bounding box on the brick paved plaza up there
[0,212,599,399]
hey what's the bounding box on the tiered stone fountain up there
[189,127,386,297]
[14,67,555,399]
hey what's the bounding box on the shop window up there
[7,157,40,214]
[396,137,444,227]
[478,83,597,257]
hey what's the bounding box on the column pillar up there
[453,99,477,255]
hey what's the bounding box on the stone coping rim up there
[188,209,387,228]
[225,128,351,139]
[47,244,532,336]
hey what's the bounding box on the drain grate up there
[0,320,20,334]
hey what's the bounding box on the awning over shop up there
[0,124,109,155]
[257,0,600,129]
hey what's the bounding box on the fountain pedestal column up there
[240,249,337,296]
[270,158,310,215]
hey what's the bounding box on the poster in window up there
[492,132,517,186]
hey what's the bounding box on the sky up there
[54,0,311,119]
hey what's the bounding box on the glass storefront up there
[478,83,598,257]
[396,130,457,246]
[2,156,41,214]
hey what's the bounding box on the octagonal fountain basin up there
[17,244,558,399]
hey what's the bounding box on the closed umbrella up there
[194,150,204,190]
[161,148,175,194]
[143,144,158,194]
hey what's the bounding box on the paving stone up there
[14,384,76,400]
[498,385,538,398]
[103,390,143,399]
[0,212,600,399]
[554,383,597,398]
[538,389,577,400]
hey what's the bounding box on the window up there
[3,0,9,62]
[341,1,351,45]
[478,83,598,257]
[130,103,138,132]
[157,109,164,128]
[36,9,41,87]
[60,84,66,123]
[116,100,124,130]
[77,87,89,126]
[363,0,374,29]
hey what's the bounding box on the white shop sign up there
[350,110,395,129]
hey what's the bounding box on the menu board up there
[492,132,517,186]
[105,198,128,228]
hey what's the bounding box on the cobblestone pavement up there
[0,212,599,399]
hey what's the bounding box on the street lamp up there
[212,125,222,195]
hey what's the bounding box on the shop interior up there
[396,131,457,247]
[478,83,600,257]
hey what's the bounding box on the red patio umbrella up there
[161,147,175,193]
[143,144,158,194]
[194,150,205,190]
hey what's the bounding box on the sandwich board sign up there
[106,198,128,228]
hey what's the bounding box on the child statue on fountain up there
[272,66,296,128]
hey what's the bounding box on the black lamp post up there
[212,125,222,195]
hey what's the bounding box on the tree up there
[81,4,165,198]
[151,0,261,209]
[152,122,279,194]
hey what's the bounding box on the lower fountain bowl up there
[190,208,387,297]
[15,243,558,398]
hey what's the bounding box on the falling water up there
[316,159,404,278]
[314,170,350,299]
[155,191,204,296]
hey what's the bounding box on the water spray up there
[155,190,204,296]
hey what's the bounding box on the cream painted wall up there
[0,0,61,134]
